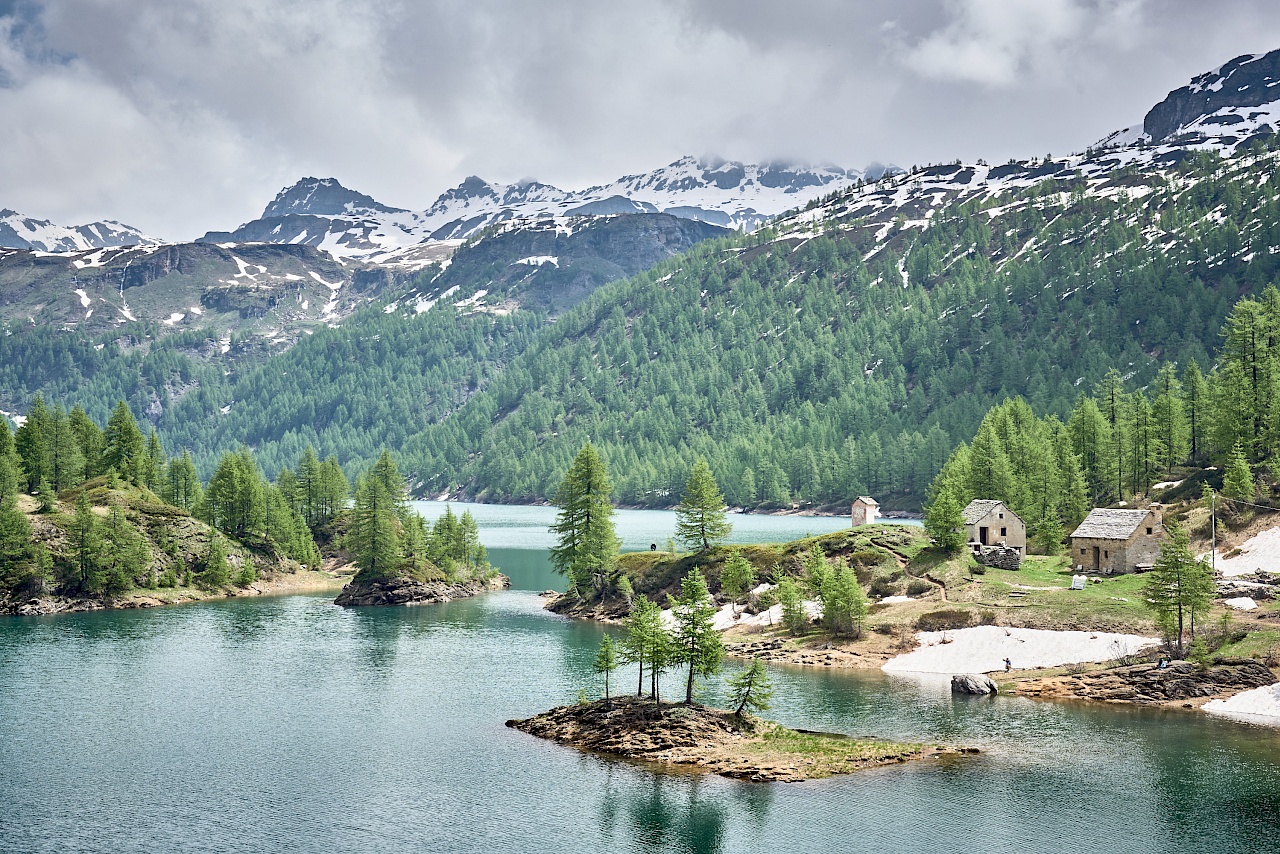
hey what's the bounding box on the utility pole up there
[1210,488,1216,573]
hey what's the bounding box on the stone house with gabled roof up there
[851,496,879,526]
[962,499,1026,556]
[1069,503,1165,575]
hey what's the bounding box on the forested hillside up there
[387,139,1280,508]
[925,284,1280,553]
[3,134,1280,510]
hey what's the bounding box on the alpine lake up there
[2,503,1279,853]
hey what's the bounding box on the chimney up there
[1147,502,1163,527]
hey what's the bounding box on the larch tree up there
[549,444,619,595]
[671,567,724,705]
[14,393,51,493]
[164,451,204,512]
[621,596,671,701]
[719,553,756,602]
[674,458,732,552]
[1223,442,1255,502]
[727,658,772,717]
[777,576,807,635]
[0,494,34,583]
[924,488,966,553]
[103,401,145,485]
[594,634,619,704]
[69,492,103,591]
[68,405,105,479]
[349,473,401,581]
[1143,522,1214,657]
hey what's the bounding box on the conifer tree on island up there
[727,658,773,717]
[349,471,402,581]
[549,444,619,595]
[622,596,669,699]
[593,634,619,705]
[674,458,732,552]
[671,567,724,704]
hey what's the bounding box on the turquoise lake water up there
[2,507,1278,853]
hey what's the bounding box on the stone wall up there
[977,545,1022,571]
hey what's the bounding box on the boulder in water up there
[952,674,999,695]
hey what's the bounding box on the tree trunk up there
[685,659,695,705]
[1176,599,1185,658]
[637,661,644,697]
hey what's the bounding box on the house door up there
[1091,546,1100,572]
[979,527,988,545]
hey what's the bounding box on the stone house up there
[962,500,1026,556]
[1069,504,1165,575]
[851,496,879,526]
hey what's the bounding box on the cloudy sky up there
[2,0,1278,241]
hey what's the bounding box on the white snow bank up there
[879,595,913,604]
[672,600,822,632]
[881,625,1157,674]
[1204,684,1280,722]
[309,271,342,290]
[1223,597,1259,611]
[516,255,558,267]
[1214,528,1280,577]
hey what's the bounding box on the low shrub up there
[915,609,974,632]
[905,579,932,597]
[868,577,899,599]
[847,548,886,566]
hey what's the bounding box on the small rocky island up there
[335,573,508,606]
[507,697,964,782]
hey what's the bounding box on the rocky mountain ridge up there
[1096,47,1280,149]
[195,157,872,267]
[0,209,157,253]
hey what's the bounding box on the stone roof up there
[853,496,879,506]
[962,499,1005,525]
[1070,508,1150,540]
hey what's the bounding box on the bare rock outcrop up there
[1016,658,1275,704]
[334,573,508,607]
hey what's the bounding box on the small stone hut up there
[851,496,880,526]
[1069,503,1165,575]
[962,500,1026,556]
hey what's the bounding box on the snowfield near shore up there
[881,626,1158,674]
[1212,528,1280,577]
[1204,685,1280,722]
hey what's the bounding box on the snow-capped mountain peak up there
[1096,47,1280,149]
[0,209,157,253]
[262,177,407,218]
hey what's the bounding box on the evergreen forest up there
[2,140,1280,510]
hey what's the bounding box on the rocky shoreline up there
[334,573,509,607]
[1011,658,1277,707]
[2,568,349,617]
[506,696,963,782]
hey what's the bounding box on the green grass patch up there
[616,524,928,603]
[1216,629,1280,663]
[757,724,923,765]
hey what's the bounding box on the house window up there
[999,513,1004,519]
[1104,550,1109,559]
[1146,527,1152,535]
[1001,527,1007,537]
[1081,548,1086,555]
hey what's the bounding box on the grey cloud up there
[1,0,1278,241]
